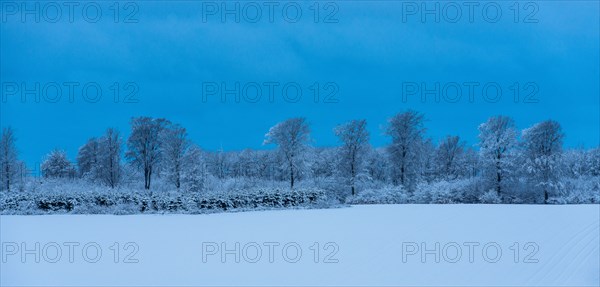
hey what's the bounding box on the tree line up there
[1,110,598,204]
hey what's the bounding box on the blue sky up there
[1,1,599,168]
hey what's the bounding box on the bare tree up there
[420,139,437,183]
[521,120,564,203]
[436,135,465,180]
[310,147,338,179]
[335,119,370,196]
[478,115,517,198]
[97,128,122,188]
[364,148,390,183]
[589,148,600,177]
[463,148,480,178]
[386,110,426,190]
[181,145,206,192]
[232,149,262,178]
[211,147,228,179]
[161,124,190,189]
[264,118,310,189]
[0,127,18,191]
[126,117,170,190]
[77,138,99,178]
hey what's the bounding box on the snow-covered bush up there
[478,190,502,204]
[345,186,408,204]
[0,182,333,215]
[298,177,347,203]
[561,177,600,204]
[413,179,476,204]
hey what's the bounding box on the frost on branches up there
[1,112,598,214]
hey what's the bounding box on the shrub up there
[345,186,408,204]
[561,177,600,204]
[0,187,332,215]
[413,179,475,204]
[479,190,502,204]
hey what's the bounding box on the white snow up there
[1,204,599,286]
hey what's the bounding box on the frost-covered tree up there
[205,148,240,181]
[264,118,310,189]
[562,148,589,178]
[364,148,389,183]
[0,127,19,191]
[77,138,99,178]
[161,124,190,189]
[181,145,206,192]
[42,149,75,179]
[231,149,260,178]
[588,147,600,177]
[335,119,370,196]
[386,110,426,191]
[436,135,465,180]
[126,117,171,190]
[76,129,122,188]
[14,161,27,192]
[97,128,122,188]
[310,147,338,179]
[419,139,437,183]
[521,120,564,203]
[254,150,278,180]
[463,148,480,178]
[210,148,229,179]
[478,116,517,198]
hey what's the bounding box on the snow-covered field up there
[1,204,598,286]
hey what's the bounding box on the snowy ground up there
[1,204,599,286]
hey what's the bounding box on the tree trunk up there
[351,162,356,196]
[175,163,181,189]
[496,170,501,196]
[144,165,152,190]
[400,165,405,186]
[147,168,152,190]
[400,150,407,186]
[290,165,294,189]
[108,156,115,188]
[495,159,502,197]
[6,172,10,192]
[5,159,10,192]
